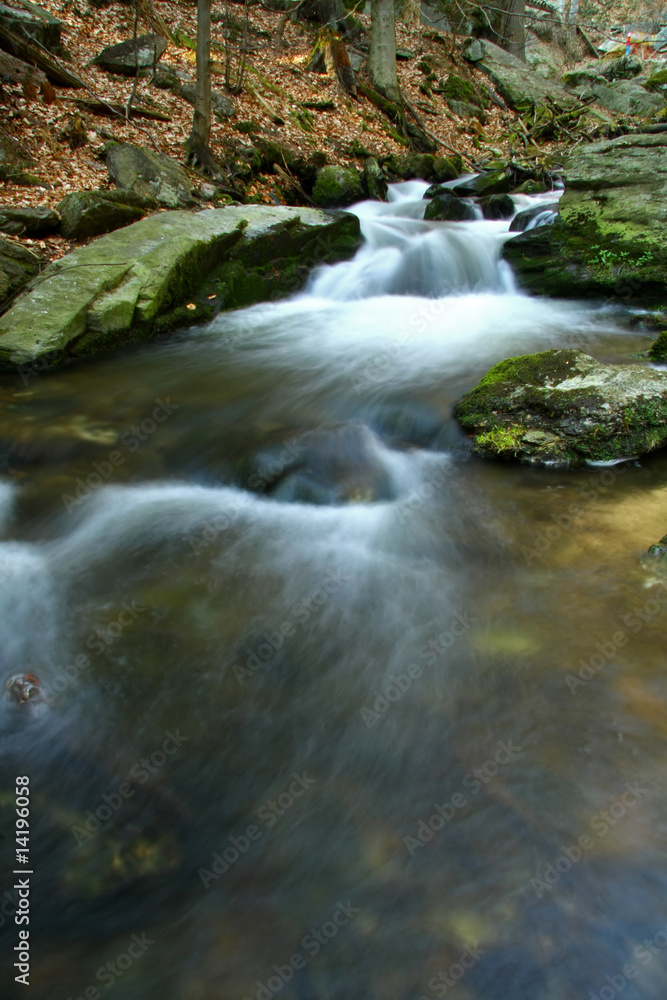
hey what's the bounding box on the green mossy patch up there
[455,348,667,466]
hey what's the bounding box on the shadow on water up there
[1,182,667,999]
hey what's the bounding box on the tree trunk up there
[395,0,420,27]
[186,0,219,173]
[369,0,400,102]
[480,0,525,61]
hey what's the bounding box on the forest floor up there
[0,0,625,263]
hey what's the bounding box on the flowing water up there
[1,182,667,1000]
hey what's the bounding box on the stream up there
[1,181,667,1000]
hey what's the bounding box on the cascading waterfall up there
[0,182,665,1000]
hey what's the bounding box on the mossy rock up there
[0,207,361,370]
[433,154,463,183]
[0,237,41,314]
[56,190,157,240]
[454,168,512,196]
[312,165,363,208]
[455,348,667,466]
[649,331,667,361]
[424,192,476,222]
[438,74,481,106]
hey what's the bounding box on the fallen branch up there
[61,96,171,122]
[247,84,284,124]
[0,20,85,87]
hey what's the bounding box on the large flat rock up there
[503,133,667,302]
[455,348,667,466]
[0,206,361,370]
[463,38,577,112]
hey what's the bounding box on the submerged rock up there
[503,133,667,302]
[0,206,360,369]
[424,191,476,221]
[454,348,667,466]
[107,142,197,209]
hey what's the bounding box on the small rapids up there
[0,181,666,1000]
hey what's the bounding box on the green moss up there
[649,330,667,361]
[439,74,481,107]
[476,424,524,454]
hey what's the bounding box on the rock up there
[178,83,235,120]
[0,1,63,54]
[433,154,463,182]
[151,63,192,90]
[503,134,667,302]
[454,168,512,196]
[511,179,547,195]
[0,130,36,185]
[423,183,446,199]
[508,202,558,232]
[462,38,484,62]
[56,190,158,240]
[649,330,667,361]
[0,236,40,314]
[94,33,167,76]
[0,206,59,237]
[578,79,664,117]
[645,67,667,89]
[424,192,476,222]
[463,37,576,112]
[255,136,325,187]
[363,157,387,201]
[0,206,361,369]
[599,55,643,82]
[562,66,603,88]
[454,348,667,466]
[107,143,197,209]
[199,183,218,201]
[312,165,363,208]
[447,99,482,120]
[478,194,514,220]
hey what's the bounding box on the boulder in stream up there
[455,348,667,466]
[424,191,476,222]
[0,206,361,370]
[503,133,667,303]
[312,165,364,208]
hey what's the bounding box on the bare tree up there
[369,0,400,100]
[186,0,220,175]
[478,0,526,60]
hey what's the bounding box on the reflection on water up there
[1,183,667,1000]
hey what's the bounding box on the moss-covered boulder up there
[479,194,514,220]
[455,348,667,466]
[0,206,361,370]
[56,190,157,240]
[649,331,667,361]
[424,192,476,222]
[363,157,387,201]
[503,133,667,303]
[463,37,577,112]
[0,237,41,314]
[107,143,197,209]
[312,165,364,208]
[455,168,512,196]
